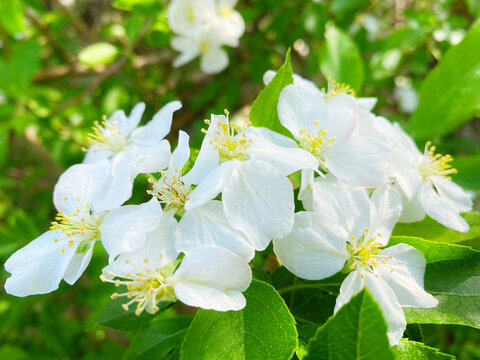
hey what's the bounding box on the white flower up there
[273,179,438,345]
[168,0,244,74]
[394,86,418,114]
[184,111,317,251]
[83,101,182,200]
[4,161,163,296]
[149,130,254,261]
[356,116,473,232]
[101,215,252,314]
[277,78,389,188]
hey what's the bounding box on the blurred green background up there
[0,0,479,359]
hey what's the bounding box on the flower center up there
[205,110,252,163]
[50,198,102,254]
[418,141,457,180]
[344,229,392,278]
[298,126,336,171]
[100,259,180,316]
[218,5,234,19]
[86,116,129,154]
[200,40,210,54]
[323,78,356,99]
[149,169,193,214]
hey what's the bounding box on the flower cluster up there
[167,0,245,74]
[4,73,473,345]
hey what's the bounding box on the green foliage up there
[180,280,297,360]
[78,43,120,67]
[319,23,364,92]
[124,316,192,360]
[393,211,480,249]
[96,297,171,331]
[389,236,480,329]
[410,19,480,140]
[249,49,293,137]
[392,339,454,359]
[304,289,394,360]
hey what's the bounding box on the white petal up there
[168,131,190,175]
[367,182,403,245]
[324,94,357,140]
[223,160,294,250]
[326,136,390,188]
[54,161,110,214]
[63,245,94,285]
[171,245,251,311]
[277,83,327,139]
[184,160,235,210]
[310,176,370,239]
[171,36,200,67]
[131,101,182,145]
[83,147,113,164]
[379,244,438,308]
[273,211,349,280]
[176,200,254,261]
[132,139,172,174]
[335,271,406,345]
[103,214,179,276]
[4,230,78,296]
[100,198,163,259]
[246,126,319,175]
[431,176,473,213]
[125,102,146,134]
[357,97,377,111]
[418,181,469,232]
[200,47,229,74]
[398,191,426,223]
[183,120,220,185]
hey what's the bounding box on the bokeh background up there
[0,0,479,359]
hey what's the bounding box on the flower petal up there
[246,126,319,175]
[4,230,78,296]
[100,198,164,259]
[326,136,390,188]
[54,161,110,214]
[131,101,182,145]
[184,160,235,210]
[273,211,349,280]
[309,176,370,239]
[168,131,191,175]
[431,176,473,213]
[367,182,403,245]
[379,244,438,308]
[176,200,254,261]
[335,271,406,345]
[277,83,327,139]
[418,181,469,232]
[200,47,229,74]
[171,245,251,311]
[222,160,294,250]
[63,244,94,285]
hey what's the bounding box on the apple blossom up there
[4,161,163,296]
[274,178,438,345]
[101,215,252,314]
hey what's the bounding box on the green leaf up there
[319,23,364,92]
[0,0,25,35]
[78,42,119,67]
[180,280,298,360]
[410,19,480,140]
[393,211,480,249]
[96,297,171,331]
[389,236,480,328]
[249,49,293,137]
[123,316,192,360]
[452,154,480,193]
[304,288,394,360]
[392,339,454,359]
